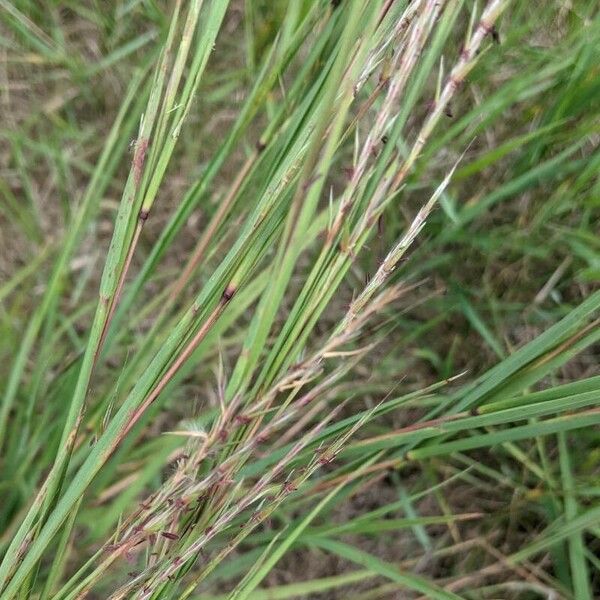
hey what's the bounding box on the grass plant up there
[0,0,598,598]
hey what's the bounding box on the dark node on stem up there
[449,75,463,90]
[331,0,342,7]
[256,139,267,153]
[235,413,251,425]
[491,26,501,44]
[256,432,268,444]
[480,19,494,36]
[469,406,479,416]
[222,284,236,302]
[139,208,149,222]
[381,135,389,144]
[302,173,321,191]
[317,450,334,466]
[283,481,298,493]
[160,531,179,541]
[444,103,453,118]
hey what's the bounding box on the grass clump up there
[0,0,598,598]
